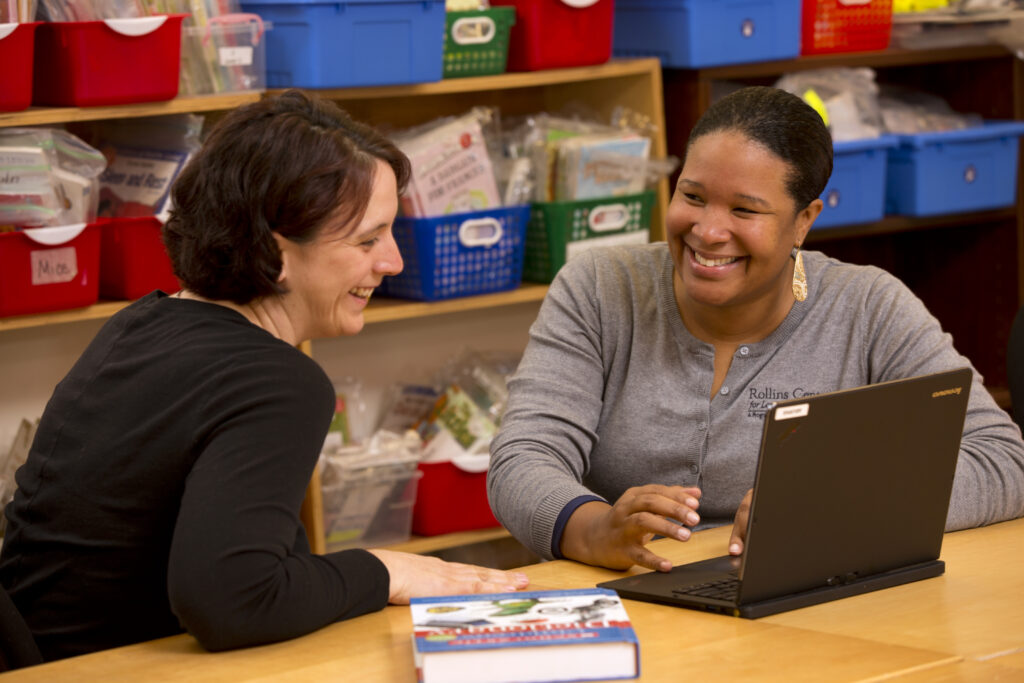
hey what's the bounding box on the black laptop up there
[598,368,972,619]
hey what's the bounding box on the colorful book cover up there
[410,587,640,683]
[555,133,651,201]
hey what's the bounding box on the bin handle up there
[206,13,266,45]
[588,203,629,232]
[838,0,872,5]
[559,0,600,7]
[22,223,88,246]
[458,217,503,247]
[103,16,168,37]
[0,23,17,40]
[451,16,495,45]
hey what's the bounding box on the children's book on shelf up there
[410,587,640,683]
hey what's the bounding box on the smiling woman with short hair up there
[487,86,1024,575]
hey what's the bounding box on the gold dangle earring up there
[792,247,807,302]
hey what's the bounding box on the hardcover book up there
[410,587,640,683]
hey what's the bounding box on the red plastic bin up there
[801,0,892,55]
[32,15,186,107]
[411,461,501,536]
[489,0,613,71]
[0,223,100,318]
[98,217,180,300]
[0,22,41,112]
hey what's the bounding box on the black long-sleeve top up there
[0,292,389,661]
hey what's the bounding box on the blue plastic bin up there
[383,205,529,301]
[238,0,445,88]
[612,0,801,68]
[814,136,898,229]
[885,121,1024,217]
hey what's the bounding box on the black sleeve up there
[165,351,390,651]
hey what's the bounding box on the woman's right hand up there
[560,485,702,573]
[367,549,530,605]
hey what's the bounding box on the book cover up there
[555,133,651,202]
[397,114,502,218]
[410,587,640,683]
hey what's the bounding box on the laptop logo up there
[931,387,963,398]
[775,404,809,421]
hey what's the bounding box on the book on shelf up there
[410,587,640,683]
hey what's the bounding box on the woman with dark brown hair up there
[0,90,528,663]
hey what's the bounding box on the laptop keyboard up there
[672,576,740,602]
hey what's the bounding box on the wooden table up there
[4,519,1022,682]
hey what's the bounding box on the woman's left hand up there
[729,488,754,555]
[367,549,530,604]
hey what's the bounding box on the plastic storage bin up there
[383,205,529,301]
[442,7,516,78]
[814,136,898,229]
[523,191,654,283]
[98,217,180,300]
[0,223,100,318]
[612,0,801,68]
[179,14,269,95]
[32,15,185,107]
[801,0,892,55]
[0,23,40,112]
[411,461,500,536]
[238,0,445,88]
[885,121,1024,217]
[320,453,422,551]
[489,0,614,71]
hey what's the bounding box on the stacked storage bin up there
[239,0,446,87]
[442,6,516,78]
[885,121,1024,216]
[33,15,187,106]
[524,193,655,283]
[814,136,898,229]
[801,0,893,55]
[0,22,40,112]
[383,206,531,301]
[489,0,614,70]
[613,0,802,67]
[98,217,181,299]
[0,224,101,317]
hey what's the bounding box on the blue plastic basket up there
[814,136,898,229]
[612,0,801,68]
[885,121,1024,217]
[382,205,529,301]
[238,0,445,88]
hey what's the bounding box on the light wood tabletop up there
[3,519,1022,682]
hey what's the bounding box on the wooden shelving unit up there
[0,59,668,555]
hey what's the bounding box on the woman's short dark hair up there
[687,86,833,211]
[164,90,411,304]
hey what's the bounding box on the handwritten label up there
[31,247,78,285]
[219,46,253,67]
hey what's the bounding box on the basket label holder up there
[458,217,503,248]
[452,16,496,45]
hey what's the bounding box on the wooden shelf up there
[269,58,664,100]
[804,207,1018,243]
[0,285,550,334]
[669,44,1013,79]
[0,92,264,127]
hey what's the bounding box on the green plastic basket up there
[442,8,516,78]
[523,190,656,283]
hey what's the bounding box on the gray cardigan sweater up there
[488,245,1024,560]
